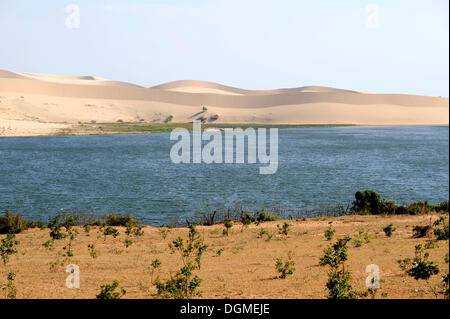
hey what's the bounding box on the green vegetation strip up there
[56,122,357,136]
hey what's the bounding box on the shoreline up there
[0,121,448,138]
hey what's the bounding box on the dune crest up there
[0,69,448,136]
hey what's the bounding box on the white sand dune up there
[0,69,448,136]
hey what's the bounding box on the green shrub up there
[61,218,78,257]
[383,224,396,237]
[209,114,219,122]
[158,226,171,239]
[412,225,432,238]
[96,280,126,299]
[241,214,252,231]
[255,210,277,224]
[398,244,439,281]
[256,228,274,242]
[275,251,296,279]
[433,216,449,240]
[320,236,351,268]
[351,190,383,214]
[164,115,174,123]
[277,222,290,238]
[0,211,28,234]
[202,106,208,111]
[325,269,358,299]
[223,220,233,236]
[1,272,17,299]
[352,230,370,247]
[424,239,439,249]
[47,214,76,240]
[405,201,434,215]
[158,226,207,298]
[240,210,277,226]
[435,201,449,213]
[155,263,201,299]
[88,244,99,259]
[380,200,397,215]
[319,236,358,299]
[241,212,255,225]
[0,234,20,265]
[102,226,120,241]
[442,253,449,299]
[124,222,144,247]
[42,239,54,251]
[45,214,78,257]
[151,259,162,283]
[350,190,442,215]
[324,222,335,241]
[105,214,138,227]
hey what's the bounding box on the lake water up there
[0,126,448,225]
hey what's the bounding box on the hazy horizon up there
[0,0,448,96]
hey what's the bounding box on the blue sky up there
[0,0,448,96]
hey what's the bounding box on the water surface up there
[0,126,448,225]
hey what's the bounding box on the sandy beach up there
[4,214,448,299]
[0,69,448,137]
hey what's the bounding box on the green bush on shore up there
[1,191,447,234]
[0,211,45,234]
[351,190,448,215]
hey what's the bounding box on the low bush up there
[1,272,17,299]
[157,225,207,298]
[223,220,233,236]
[102,226,120,241]
[351,190,383,215]
[164,115,173,123]
[412,225,432,238]
[0,234,20,265]
[433,216,449,240]
[150,259,162,283]
[383,224,396,237]
[96,280,126,299]
[352,230,370,247]
[0,211,31,234]
[398,244,439,283]
[255,210,277,224]
[324,222,335,241]
[320,236,359,299]
[209,114,219,122]
[277,222,290,238]
[442,253,449,299]
[240,210,277,226]
[88,244,99,259]
[350,190,446,215]
[155,263,201,299]
[275,251,296,279]
[105,214,138,227]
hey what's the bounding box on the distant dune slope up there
[0,69,448,136]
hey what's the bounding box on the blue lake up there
[0,126,448,225]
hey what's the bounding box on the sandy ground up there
[0,69,448,137]
[2,214,448,299]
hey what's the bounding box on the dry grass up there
[1,214,448,299]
